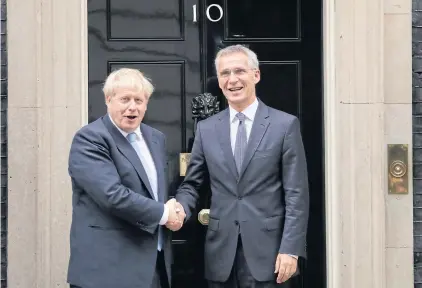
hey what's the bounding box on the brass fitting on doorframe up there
[388,144,408,194]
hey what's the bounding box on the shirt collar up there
[108,114,142,140]
[229,98,259,123]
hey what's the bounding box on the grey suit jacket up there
[67,115,172,288]
[176,100,309,282]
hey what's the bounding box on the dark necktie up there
[234,112,247,174]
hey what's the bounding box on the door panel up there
[225,0,300,40]
[109,61,187,192]
[258,61,302,116]
[108,0,184,40]
[88,0,324,287]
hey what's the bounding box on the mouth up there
[228,87,243,92]
[125,115,137,120]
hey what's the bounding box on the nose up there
[228,72,238,83]
[127,99,137,110]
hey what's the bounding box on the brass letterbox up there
[179,153,191,176]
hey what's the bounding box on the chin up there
[229,95,246,103]
[122,123,138,131]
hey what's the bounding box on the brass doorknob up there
[198,209,210,225]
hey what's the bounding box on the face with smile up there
[106,88,148,133]
[216,52,260,111]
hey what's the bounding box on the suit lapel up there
[216,109,239,180]
[102,116,155,199]
[141,124,165,203]
[239,102,270,179]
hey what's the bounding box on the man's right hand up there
[165,199,184,231]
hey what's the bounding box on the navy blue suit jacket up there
[67,115,171,288]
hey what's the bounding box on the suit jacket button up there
[234,220,239,225]
[238,196,242,200]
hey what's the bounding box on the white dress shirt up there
[229,98,259,153]
[109,115,169,226]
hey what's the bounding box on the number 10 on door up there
[193,4,224,23]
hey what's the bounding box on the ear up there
[253,69,261,84]
[105,95,111,106]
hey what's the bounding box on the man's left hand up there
[274,253,297,283]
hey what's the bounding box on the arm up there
[279,117,310,257]
[158,133,169,225]
[158,134,181,227]
[68,129,164,234]
[175,122,207,221]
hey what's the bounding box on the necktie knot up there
[127,132,137,143]
[236,112,246,122]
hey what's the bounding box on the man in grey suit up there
[67,68,184,288]
[175,45,309,287]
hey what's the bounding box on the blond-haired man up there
[67,68,183,288]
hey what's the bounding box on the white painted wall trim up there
[323,0,340,286]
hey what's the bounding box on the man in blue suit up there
[67,68,184,288]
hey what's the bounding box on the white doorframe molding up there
[323,0,339,286]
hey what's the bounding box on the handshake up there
[164,198,186,231]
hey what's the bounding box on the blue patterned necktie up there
[234,113,247,174]
[127,132,158,200]
[127,132,163,251]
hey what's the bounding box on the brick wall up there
[1,0,7,287]
[414,0,422,286]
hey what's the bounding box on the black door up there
[88,0,324,287]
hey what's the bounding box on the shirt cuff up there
[289,254,298,259]
[159,204,169,225]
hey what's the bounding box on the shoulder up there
[197,109,227,128]
[266,105,298,127]
[71,117,109,147]
[75,117,106,137]
[260,103,300,136]
[141,123,166,141]
[266,104,297,121]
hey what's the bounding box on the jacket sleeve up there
[279,117,310,258]
[68,128,164,234]
[175,122,207,221]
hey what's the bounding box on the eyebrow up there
[221,67,247,72]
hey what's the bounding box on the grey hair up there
[214,45,259,72]
[102,68,155,99]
